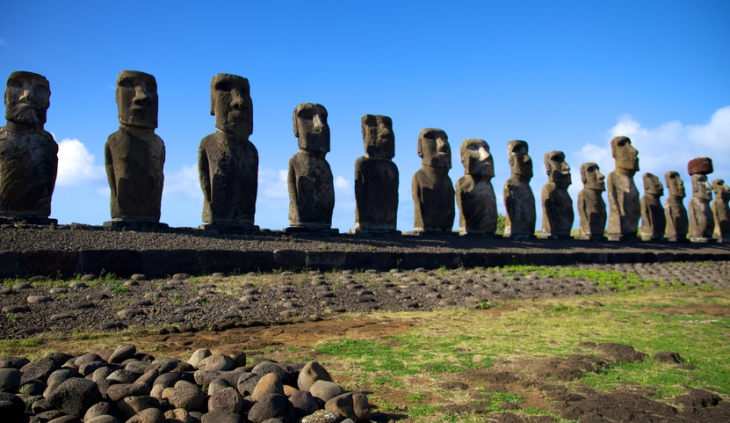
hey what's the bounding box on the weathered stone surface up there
[20,356,62,383]
[541,151,573,239]
[577,163,606,240]
[309,380,344,402]
[289,390,319,419]
[252,361,292,385]
[664,171,689,242]
[607,136,640,241]
[0,71,58,224]
[456,139,496,235]
[688,157,713,175]
[208,377,232,395]
[300,410,342,423]
[0,368,20,390]
[107,382,150,402]
[412,128,454,233]
[207,387,243,414]
[165,409,195,423]
[187,348,211,369]
[201,410,244,423]
[115,395,160,420]
[84,402,121,422]
[324,392,371,422]
[353,114,399,233]
[503,140,535,238]
[689,172,715,242]
[287,103,335,232]
[248,393,295,423]
[104,70,165,226]
[0,356,29,369]
[44,368,76,397]
[125,407,165,423]
[197,354,233,372]
[297,360,332,392]
[46,377,102,417]
[218,349,246,368]
[252,373,284,402]
[236,372,261,396]
[199,73,258,231]
[712,179,730,242]
[85,415,120,423]
[640,173,665,241]
[168,380,205,411]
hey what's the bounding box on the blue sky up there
[2,1,729,231]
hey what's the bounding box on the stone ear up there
[417,137,423,158]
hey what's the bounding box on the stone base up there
[348,229,401,235]
[502,233,535,240]
[103,221,169,231]
[404,229,457,237]
[717,236,730,243]
[575,234,606,241]
[690,236,716,244]
[199,223,260,233]
[665,236,690,243]
[459,232,500,238]
[284,227,339,235]
[641,235,666,242]
[0,216,58,225]
[538,233,572,240]
[607,234,639,242]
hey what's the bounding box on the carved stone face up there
[293,103,329,153]
[418,128,451,169]
[460,138,493,177]
[611,136,639,173]
[507,140,532,179]
[580,162,605,191]
[712,179,729,201]
[643,173,664,196]
[4,71,50,125]
[665,171,686,198]
[116,70,158,129]
[692,174,713,201]
[361,114,394,159]
[544,151,571,187]
[211,73,253,137]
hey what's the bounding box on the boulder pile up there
[0,344,370,423]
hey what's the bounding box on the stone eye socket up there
[215,81,232,92]
[7,79,23,89]
[118,78,136,89]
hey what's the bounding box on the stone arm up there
[198,143,211,203]
[160,141,166,191]
[47,138,59,190]
[688,199,700,230]
[504,184,514,223]
[104,143,116,198]
[577,191,589,227]
[641,197,652,229]
[412,174,423,227]
[288,158,298,206]
[607,174,624,216]
[542,187,555,231]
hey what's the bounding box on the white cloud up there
[258,168,289,200]
[56,139,105,186]
[163,165,202,200]
[334,175,350,189]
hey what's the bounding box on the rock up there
[712,179,730,241]
[50,313,74,321]
[200,411,244,423]
[135,369,159,386]
[109,345,136,364]
[324,392,370,422]
[49,287,68,294]
[2,305,30,313]
[689,170,715,241]
[688,157,713,175]
[153,372,183,387]
[218,350,246,368]
[21,356,62,383]
[541,151,573,239]
[20,379,46,395]
[247,393,295,423]
[297,361,332,392]
[125,407,166,423]
[208,377,232,395]
[606,136,640,241]
[165,409,195,423]
[300,410,342,423]
[115,396,160,420]
[640,173,666,241]
[0,368,21,390]
[252,361,291,384]
[124,360,149,374]
[27,295,52,304]
[131,274,147,281]
[0,391,24,422]
[107,382,151,401]
[117,309,145,319]
[13,282,33,290]
[168,380,206,411]
[85,416,120,423]
[188,349,212,369]
[44,368,76,397]
[78,361,105,377]
[289,390,319,419]
[107,369,141,384]
[252,373,284,402]
[309,380,344,403]
[148,357,189,374]
[48,415,82,423]
[36,409,66,421]
[46,377,102,417]
[80,274,97,282]
[197,354,234,372]
[0,356,30,369]
[84,402,121,422]
[68,282,87,289]
[74,353,102,367]
[412,128,455,234]
[654,351,684,363]
[208,387,243,414]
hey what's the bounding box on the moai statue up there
[0,71,57,225]
[540,151,573,239]
[198,73,259,232]
[412,128,454,234]
[711,179,730,243]
[353,114,399,234]
[455,139,497,235]
[104,70,167,230]
[688,157,715,242]
[664,171,689,242]
[503,140,535,239]
[606,136,640,241]
[286,103,337,233]
[577,163,607,241]
[640,173,665,241]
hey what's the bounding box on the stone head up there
[361,114,394,159]
[417,128,451,169]
[211,73,253,138]
[116,70,158,129]
[4,71,51,126]
[712,179,729,201]
[460,138,493,178]
[665,171,686,198]
[580,162,605,191]
[507,140,532,179]
[692,174,713,202]
[293,103,329,153]
[610,136,639,174]
[544,151,571,187]
[643,173,664,196]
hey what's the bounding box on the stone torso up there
[607,171,640,236]
[288,150,334,227]
[0,128,58,218]
[641,194,666,239]
[541,182,573,236]
[354,157,399,231]
[456,175,496,234]
[664,197,688,240]
[689,197,714,239]
[199,132,258,224]
[504,178,536,236]
[412,167,455,232]
[712,197,730,238]
[577,188,606,237]
[105,129,165,221]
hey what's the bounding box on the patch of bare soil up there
[642,302,730,318]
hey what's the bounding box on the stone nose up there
[436,138,448,151]
[18,81,34,102]
[478,147,490,161]
[133,85,151,105]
